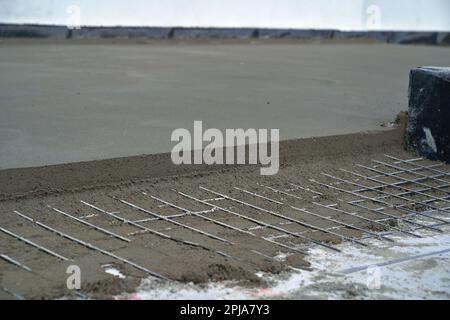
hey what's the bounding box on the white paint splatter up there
[423,127,437,153]
[102,265,126,279]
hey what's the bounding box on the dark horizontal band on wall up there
[0,24,449,45]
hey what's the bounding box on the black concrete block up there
[71,27,172,39]
[437,33,450,45]
[0,24,68,38]
[258,28,293,38]
[258,29,334,39]
[171,28,256,39]
[332,31,391,42]
[388,32,438,45]
[406,67,450,163]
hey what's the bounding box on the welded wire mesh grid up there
[1,154,450,298]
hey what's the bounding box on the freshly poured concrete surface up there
[1,41,449,169]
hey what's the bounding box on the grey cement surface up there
[1,41,449,169]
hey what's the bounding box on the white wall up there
[0,0,449,31]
